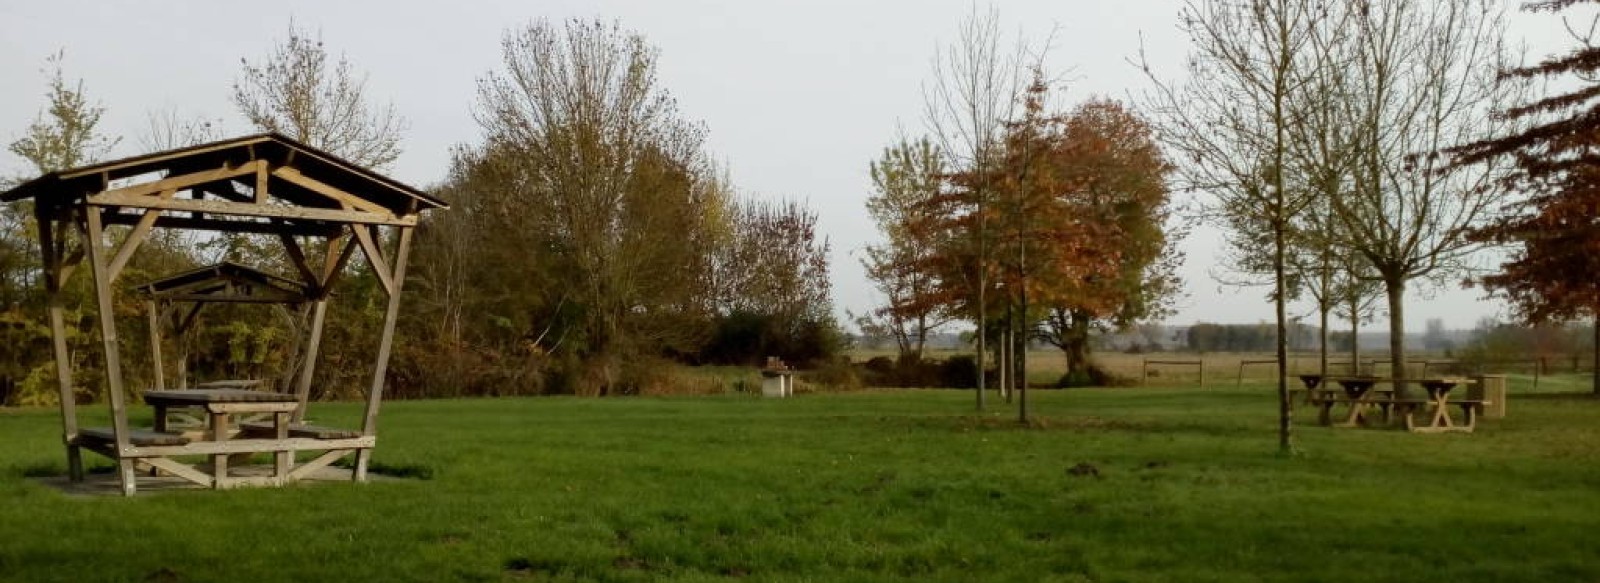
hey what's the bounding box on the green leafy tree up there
[861,137,952,362]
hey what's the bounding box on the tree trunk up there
[1273,221,1291,454]
[1318,305,1330,377]
[1061,312,1092,384]
[1384,274,1408,398]
[1349,294,1361,375]
[976,199,987,411]
[1319,254,1331,376]
[1592,313,1598,395]
[1018,283,1029,424]
[998,317,1011,402]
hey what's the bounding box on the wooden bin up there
[1470,374,1507,419]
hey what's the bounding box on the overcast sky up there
[0,1,1585,331]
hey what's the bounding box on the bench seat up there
[72,427,191,447]
[239,422,361,440]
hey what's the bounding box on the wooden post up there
[355,226,413,481]
[147,300,165,391]
[84,209,138,496]
[1198,358,1205,389]
[39,215,84,482]
[293,300,328,424]
[211,411,229,489]
[274,411,290,479]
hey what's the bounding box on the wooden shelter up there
[1,133,447,495]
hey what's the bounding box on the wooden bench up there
[73,427,191,447]
[239,422,360,440]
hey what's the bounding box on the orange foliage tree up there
[1450,0,1600,393]
[911,79,1178,405]
[1032,98,1179,385]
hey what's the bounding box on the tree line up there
[0,19,838,406]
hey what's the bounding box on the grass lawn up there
[1,384,1598,582]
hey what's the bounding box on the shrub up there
[801,358,861,391]
[940,355,981,388]
[1055,364,1135,388]
[863,356,895,374]
[699,311,845,367]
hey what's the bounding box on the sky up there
[0,0,1586,332]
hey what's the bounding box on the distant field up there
[849,348,1580,388]
[2,385,1597,581]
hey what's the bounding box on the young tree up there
[5,51,120,312]
[8,51,119,174]
[1143,0,1328,453]
[1449,0,1600,394]
[862,137,953,362]
[923,6,1028,410]
[233,22,406,168]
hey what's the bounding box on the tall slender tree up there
[1143,0,1328,453]
[923,6,1027,410]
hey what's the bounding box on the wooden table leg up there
[1339,399,1368,427]
[274,411,290,482]
[1429,395,1453,429]
[211,412,229,489]
[1458,402,1477,432]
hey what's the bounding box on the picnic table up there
[145,389,299,487]
[1304,376,1488,433]
[1319,376,1396,427]
[68,387,372,491]
[1393,379,1484,433]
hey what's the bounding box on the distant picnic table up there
[1295,374,1489,433]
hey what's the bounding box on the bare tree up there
[1142,0,1330,453]
[1321,0,1524,393]
[233,22,406,168]
[922,5,1028,410]
[139,106,223,152]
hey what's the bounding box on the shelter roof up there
[0,133,446,229]
[136,261,309,305]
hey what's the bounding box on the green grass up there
[1,385,1598,582]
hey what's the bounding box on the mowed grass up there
[1,385,1598,582]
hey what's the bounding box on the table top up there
[193,379,265,390]
[143,389,298,405]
